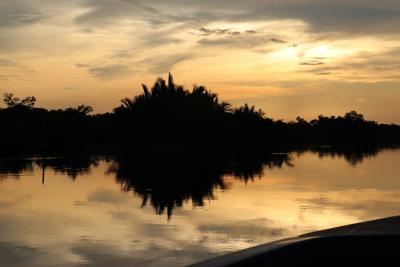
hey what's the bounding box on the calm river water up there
[0,148,399,267]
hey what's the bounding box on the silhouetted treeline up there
[1,74,399,151]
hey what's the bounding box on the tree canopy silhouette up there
[0,74,399,151]
[3,93,36,108]
[113,73,232,146]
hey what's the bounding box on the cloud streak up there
[0,1,45,27]
[70,0,400,35]
[85,64,135,80]
[140,53,193,74]
[0,58,34,80]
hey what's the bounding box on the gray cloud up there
[197,38,236,46]
[2,0,400,42]
[77,51,191,78]
[3,0,398,74]
[197,35,288,51]
[80,28,94,34]
[71,0,400,35]
[299,47,400,78]
[136,35,184,49]
[246,30,257,34]
[87,64,135,79]
[140,53,192,74]
[298,65,341,75]
[0,58,34,80]
[231,2,400,34]
[109,28,185,61]
[0,59,33,72]
[348,48,400,70]
[0,1,45,27]
[269,38,287,44]
[75,0,160,26]
[196,27,241,36]
[110,50,133,59]
[300,60,325,66]
[193,26,288,51]
[0,11,43,27]
[314,72,331,76]
[75,63,90,68]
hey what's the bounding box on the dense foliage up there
[1,74,399,151]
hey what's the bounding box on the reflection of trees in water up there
[37,157,99,180]
[108,152,229,218]
[295,146,385,166]
[0,158,34,179]
[107,150,293,218]
[0,147,396,217]
[227,152,293,182]
[109,146,396,217]
[0,156,99,181]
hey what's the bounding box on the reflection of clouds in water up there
[87,188,128,204]
[0,213,90,266]
[0,193,32,208]
[298,191,400,220]
[0,240,219,267]
[0,243,45,267]
[0,184,291,266]
[0,149,399,266]
[198,218,287,245]
[71,241,221,267]
[0,211,224,267]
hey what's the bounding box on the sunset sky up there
[1,0,399,122]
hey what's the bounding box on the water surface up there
[0,148,399,266]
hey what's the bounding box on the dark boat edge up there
[187,215,400,267]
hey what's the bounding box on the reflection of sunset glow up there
[0,149,399,266]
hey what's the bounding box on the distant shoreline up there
[1,75,399,152]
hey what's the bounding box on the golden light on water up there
[0,150,400,266]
